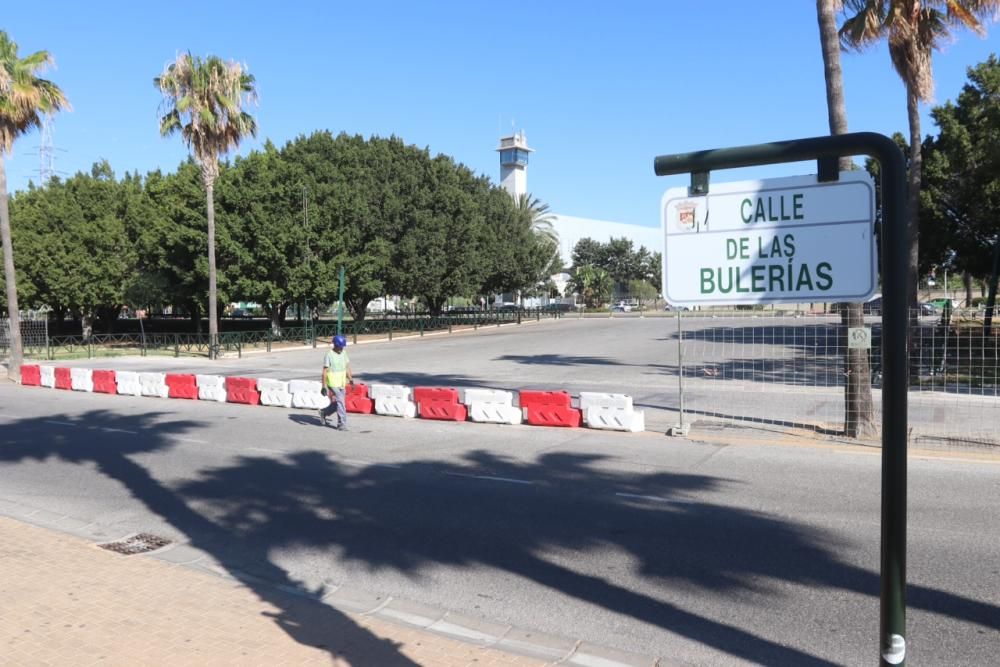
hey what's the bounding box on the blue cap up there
[332,335,347,348]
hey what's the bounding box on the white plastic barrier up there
[70,367,94,392]
[374,397,417,418]
[462,388,515,406]
[369,384,411,400]
[583,406,645,432]
[370,384,416,418]
[463,388,521,425]
[39,366,56,388]
[257,378,292,408]
[139,372,170,398]
[468,403,522,425]
[116,371,142,396]
[196,374,227,403]
[289,379,326,409]
[578,392,633,411]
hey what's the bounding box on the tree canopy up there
[7,131,556,325]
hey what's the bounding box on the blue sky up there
[4,1,998,228]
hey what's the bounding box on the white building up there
[496,131,661,300]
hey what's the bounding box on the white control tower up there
[496,130,533,197]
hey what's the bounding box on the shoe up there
[337,424,348,432]
[318,409,327,426]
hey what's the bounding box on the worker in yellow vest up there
[319,334,353,431]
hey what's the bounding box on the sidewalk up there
[0,517,547,666]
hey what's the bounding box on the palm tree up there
[569,264,613,308]
[514,192,561,277]
[155,53,257,358]
[816,1,879,438]
[0,31,69,382]
[514,192,558,243]
[840,0,1000,309]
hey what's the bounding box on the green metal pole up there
[337,266,345,336]
[655,132,908,666]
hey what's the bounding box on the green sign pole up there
[655,132,908,666]
[337,266,345,336]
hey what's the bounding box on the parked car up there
[919,302,939,316]
[611,302,632,313]
[663,303,690,312]
[927,298,959,310]
[230,308,251,319]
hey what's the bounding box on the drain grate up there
[97,533,172,555]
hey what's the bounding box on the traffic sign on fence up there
[660,171,876,305]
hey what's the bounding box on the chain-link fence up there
[666,308,1000,447]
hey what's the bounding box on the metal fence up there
[0,317,49,359]
[667,308,1000,447]
[5,309,557,361]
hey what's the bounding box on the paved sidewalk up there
[0,517,546,666]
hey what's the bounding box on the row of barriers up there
[18,364,645,433]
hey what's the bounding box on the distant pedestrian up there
[319,334,353,431]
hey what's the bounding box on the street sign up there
[660,171,876,305]
[848,327,872,349]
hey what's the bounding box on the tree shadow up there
[494,354,624,367]
[3,413,996,664]
[0,410,417,665]
[175,448,997,663]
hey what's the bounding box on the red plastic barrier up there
[518,390,572,410]
[524,405,582,428]
[20,365,41,386]
[166,373,199,400]
[413,387,460,405]
[225,376,260,405]
[419,401,468,421]
[92,370,117,394]
[413,386,467,421]
[54,367,72,390]
[345,383,375,414]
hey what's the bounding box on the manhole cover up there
[97,533,172,555]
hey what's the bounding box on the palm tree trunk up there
[817,0,877,437]
[0,156,24,382]
[905,84,922,311]
[905,84,923,377]
[205,181,219,359]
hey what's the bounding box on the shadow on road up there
[0,410,417,666]
[2,411,997,664]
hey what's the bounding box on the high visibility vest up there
[323,350,349,388]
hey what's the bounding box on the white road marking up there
[443,472,533,485]
[43,420,76,427]
[174,437,208,445]
[99,427,138,435]
[614,492,697,505]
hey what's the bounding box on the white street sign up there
[660,171,877,305]
[848,327,872,349]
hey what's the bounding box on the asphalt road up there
[45,315,1000,445]
[2,322,998,665]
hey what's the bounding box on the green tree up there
[220,140,305,331]
[921,55,1000,331]
[138,162,222,330]
[569,264,613,308]
[11,162,135,336]
[514,192,560,275]
[840,0,1000,308]
[570,237,603,270]
[0,31,69,381]
[818,0,877,438]
[155,53,257,357]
